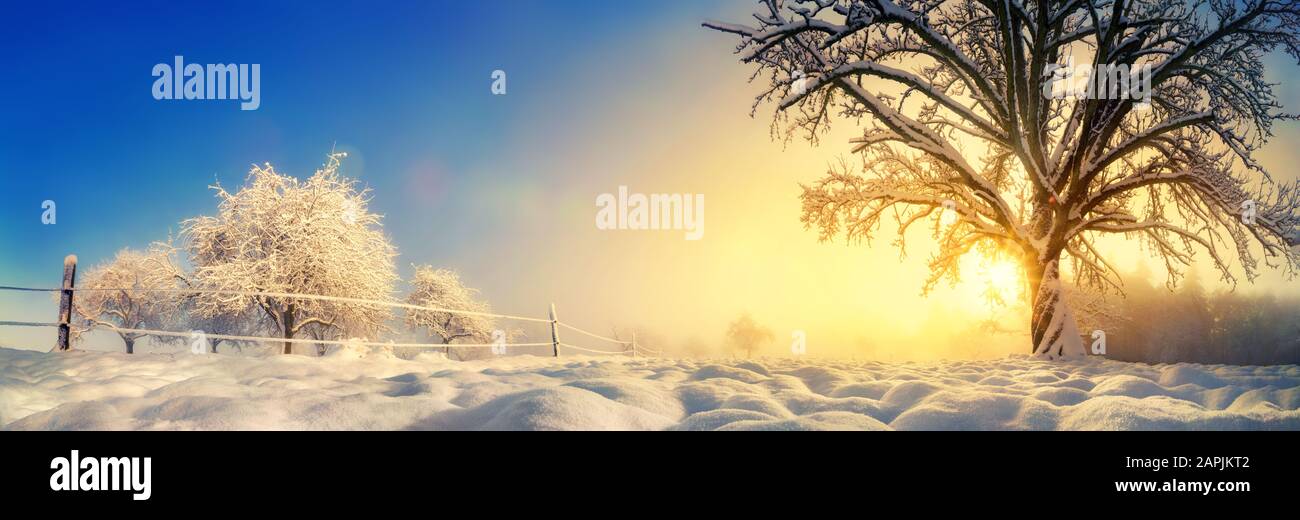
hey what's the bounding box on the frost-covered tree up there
[183,152,398,354]
[405,266,497,360]
[706,0,1300,358]
[73,246,183,353]
[726,312,774,358]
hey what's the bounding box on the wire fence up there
[0,256,660,358]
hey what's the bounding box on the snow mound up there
[1,348,1298,430]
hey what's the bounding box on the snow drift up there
[1,347,1297,430]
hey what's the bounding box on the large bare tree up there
[706,0,1300,358]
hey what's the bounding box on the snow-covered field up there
[1,347,1298,430]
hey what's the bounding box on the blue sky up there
[0,0,696,282]
[0,0,758,350]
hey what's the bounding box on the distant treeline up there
[1081,277,1300,365]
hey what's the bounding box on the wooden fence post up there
[549,303,560,357]
[631,330,637,358]
[56,254,77,352]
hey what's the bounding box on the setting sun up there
[972,254,1025,306]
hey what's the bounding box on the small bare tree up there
[706,0,1300,358]
[183,152,398,354]
[73,246,182,353]
[405,266,498,360]
[726,312,774,358]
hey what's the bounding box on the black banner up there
[1,431,1293,512]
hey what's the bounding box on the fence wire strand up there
[634,345,662,355]
[0,286,65,293]
[87,324,557,349]
[0,320,59,328]
[0,284,663,357]
[558,342,631,355]
[0,286,552,323]
[557,322,631,345]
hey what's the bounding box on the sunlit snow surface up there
[2,348,1297,430]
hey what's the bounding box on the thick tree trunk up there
[124,337,135,354]
[1027,258,1085,359]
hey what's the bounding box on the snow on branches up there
[404,266,498,360]
[707,0,1300,358]
[72,245,185,353]
[182,152,398,354]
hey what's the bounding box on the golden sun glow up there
[940,205,1026,308]
[961,252,1026,307]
